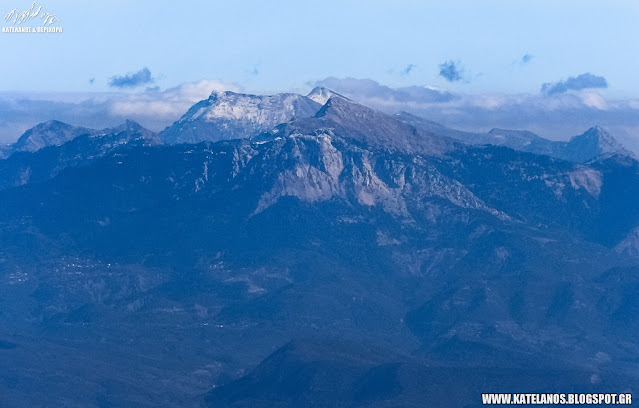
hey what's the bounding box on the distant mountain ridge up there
[12,120,93,153]
[5,119,159,156]
[0,119,160,190]
[3,87,634,165]
[398,111,633,163]
[155,87,636,163]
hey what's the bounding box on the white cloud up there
[580,92,608,110]
[466,94,508,110]
[109,80,242,119]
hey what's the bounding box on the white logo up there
[2,1,63,34]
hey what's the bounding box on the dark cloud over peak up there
[541,73,607,96]
[438,60,463,82]
[403,64,416,75]
[521,54,534,64]
[109,68,153,89]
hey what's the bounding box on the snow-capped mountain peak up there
[160,91,322,144]
[306,87,344,105]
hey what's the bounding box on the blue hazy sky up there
[1,0,638,97]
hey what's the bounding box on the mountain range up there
[0,87,637,407]
[397,111,635,163]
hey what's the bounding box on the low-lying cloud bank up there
[0,80,240,144]
[1,77,638,154]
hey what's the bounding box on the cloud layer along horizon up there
[0,80,240,144]
[1,77,638,154]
